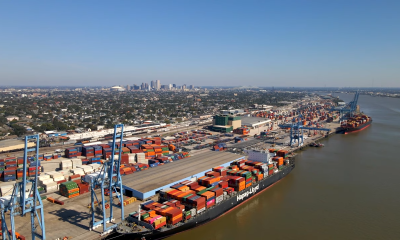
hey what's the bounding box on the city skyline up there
[1,1,399,87]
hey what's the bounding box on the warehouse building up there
[241,116,271,129]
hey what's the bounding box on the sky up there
[0,0,399,87]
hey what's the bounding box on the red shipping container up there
[79,190,89,195]
[196,204,206,211]
[69,174,81,180]
[57,179,67,184]
[218,181,228,188]
[73,179,81,184]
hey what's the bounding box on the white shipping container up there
[71,159,82,168]
[137,159,148,164]
[197,207,206,214]
[216,195,224,204]
[45,186,58,193]
[38,175,51,181]
[50,172,63,178]
[57,170,71,176]
[190,208,197,217]
[40,179,54,186]
[0,185,14,197]
[70,169,85,175]
[88,164,102,171]
[53,176,65,182]
[44,182,57,188]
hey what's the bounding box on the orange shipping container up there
[178,185,189,192]
[148,210,156,217]
[194,186,206,192]
[200,191,215,200]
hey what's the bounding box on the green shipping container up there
[206,186,216,191]
[60,181,79,190]
[182,193,193,201]
[141,213,150,220]
[197,189,208,195]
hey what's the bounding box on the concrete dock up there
[1,121,341,240]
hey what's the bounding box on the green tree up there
[0,116,7,125]
[11,123,27,137]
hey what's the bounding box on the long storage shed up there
[122,151,245,200]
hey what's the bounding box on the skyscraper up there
[156,80,161,90]
[151,80,155,89]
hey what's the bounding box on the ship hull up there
[337,120,372,134]
[114,163,295,240]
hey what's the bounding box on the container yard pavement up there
[3,151,244,240]
[4,184,156,240]
[0,122,210,159]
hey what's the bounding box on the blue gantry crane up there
[279,115,331,147]
[0,134,46,240]
[89,124,125,235]
[331,91,360,121]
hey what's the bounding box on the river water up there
[168,94,400,240]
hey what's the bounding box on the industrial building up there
[211,115,242,133]
[241,116,271,129]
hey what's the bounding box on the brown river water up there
[168,94,400,240]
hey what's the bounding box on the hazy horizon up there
[1,1,399,87]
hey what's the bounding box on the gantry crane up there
[331,91,360,121]
[89,124,125,235]
[279,115,331,147]
[0,134,46,240]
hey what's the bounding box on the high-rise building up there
[156,80,161,90]
[126,85,131,91]
[168,84,172,90]
[182,84,187,90]
[151,80,155,89]
[173,84,177,88]
[141,83,146,90]
[145,83,149,90]
[189,85,194,89]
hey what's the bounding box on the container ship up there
[115,150,295,240]
[338,114,372,134]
